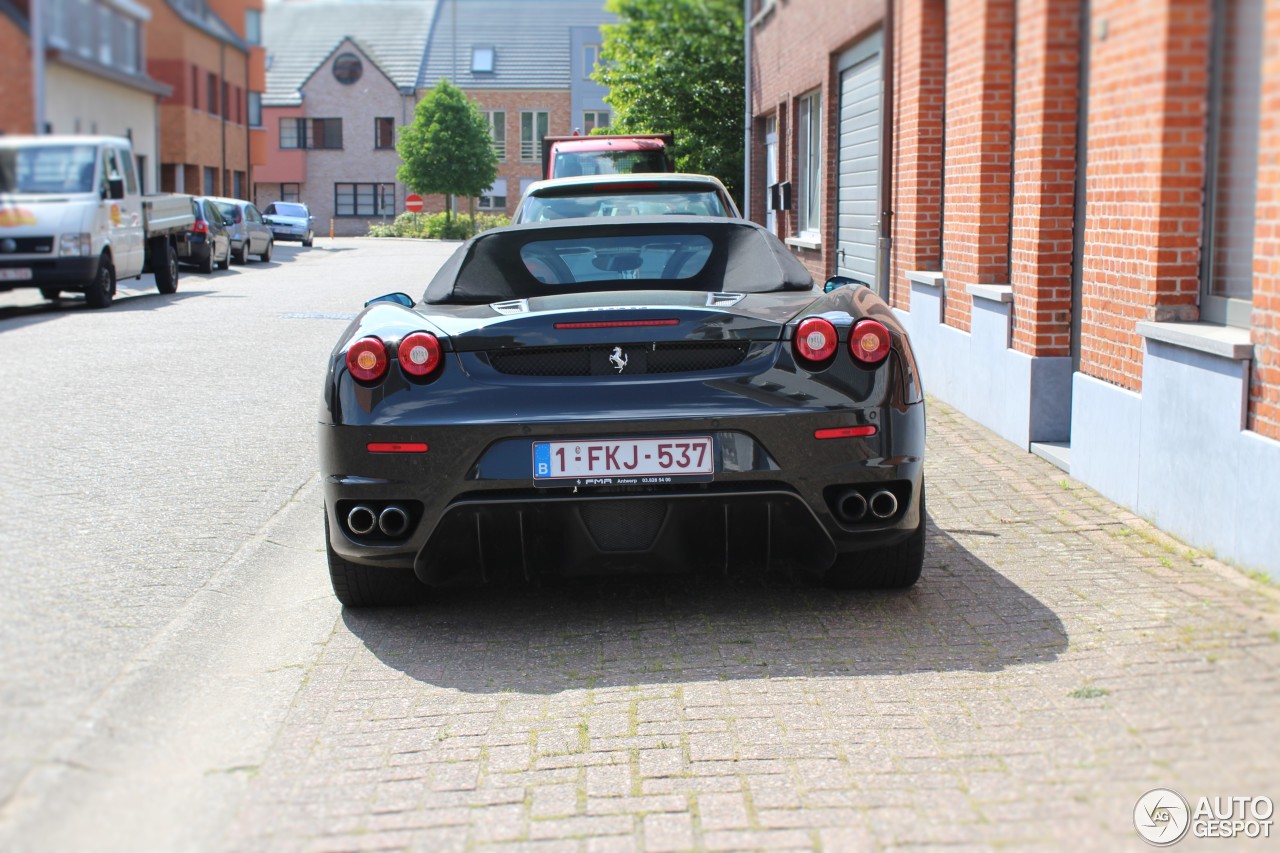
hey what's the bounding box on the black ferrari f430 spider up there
[319,217,926,605]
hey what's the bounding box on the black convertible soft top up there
[422,216,814,305]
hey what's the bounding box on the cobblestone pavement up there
[226,400,1280,851]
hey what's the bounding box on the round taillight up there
[850,319,891,365]
[794,317,839,365]
[398,332,442,377]
[346,336,388,383]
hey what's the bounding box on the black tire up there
[233,242,247,265]
[325,514,427,607]
[40,287,60,301]
[199,245,214,274]
[217,242,231,270]
[825,483,926,590]
[260,240,272,263]
[85,255,115,309]
[153,240,179,294]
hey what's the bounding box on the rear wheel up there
[217,242,231,270]
[825,483,926,590]
[153,240,178,294]
[199,246,214,274]
[233,242,247,264]
[325,514,426,607]
[84,255,115,309]
[260,240,272,262]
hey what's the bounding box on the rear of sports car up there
[319,219,926,605]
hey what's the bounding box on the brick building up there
[418,0,615,217]
[142,0,267,198]
[256,0,613,236]
[0,1,34,135]
[750,0,1280,579]
[257,0,438,235]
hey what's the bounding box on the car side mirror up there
[365,292,415,308]
[108,178,126,201]
[824,275,867,293]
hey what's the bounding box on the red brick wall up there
[466,89,573,215]
[0,13,33,135]
[1250,0,1280,439]
[940,0,1015,333]
[749,0,884,283]
[1009,0,1080,357]
[888,0,946,308]
[1078,0,1211,390]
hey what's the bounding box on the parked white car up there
[0,135,193,308]
[512,173,741,224]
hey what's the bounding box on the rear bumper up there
[320,402,925,583]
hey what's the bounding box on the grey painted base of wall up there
[895,281,1073,449]
[895,278,1280,580]
[1072,343,1280,578]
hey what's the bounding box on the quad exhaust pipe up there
[833,488,899,523]
[869,489,899,520]
[378,505,409,537]
[347,505,378,536]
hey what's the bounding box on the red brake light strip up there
[554,319,681,329]
[367,442,429,453]
[814,426,878,440]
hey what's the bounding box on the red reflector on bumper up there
[554,319,680,329]
[367,442,429,453]
[814,426,877,439]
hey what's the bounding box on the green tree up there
[397,79,498,226]
[594,0,744,205]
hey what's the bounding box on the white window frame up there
[797,90,822,240]
[584,44,599,78]
[479,178,508,211]
[472,46,495,74]
[485,111,506,160]
[583,110,609,133]
[520,111,549,162]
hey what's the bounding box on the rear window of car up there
[522,190,728,221]
[518,235,713,285]
[552,150,667,177]
[215,202,239,220]
[271,203,307,217]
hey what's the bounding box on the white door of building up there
[836,33,883,288]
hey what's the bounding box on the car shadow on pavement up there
[344,523,1068,695]
[0,289,215,329]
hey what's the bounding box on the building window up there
[46,0,69,46]
[74,0,92,58]
[203,166,216,195]
[479,178,507,210]
[279,118,343,150]
[1202,0,1265,327]
[234,171,244,198]
[248,93,262,128]
[208,73,218,116]
[282,183,300,202]
[797,90,822,238]
[584,44,599,78]
[191,66,199,111]
[472,46,495,73]
[97,6,112,65]
[117,17,138,74]
[520,110,549,162]
[375,118,395,149]
[245,9,262,45]
[484,111,506,160]
[335,183,396,216]
[332,53,363,85]
[222,81,230,120]
[583,111,610,133]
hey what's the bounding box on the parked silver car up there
[209,197,274,264]
[262,201,315,247]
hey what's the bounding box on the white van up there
[0,135,194,308]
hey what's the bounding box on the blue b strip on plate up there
[533,443,551,479]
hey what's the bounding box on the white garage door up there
[836,34,883,288]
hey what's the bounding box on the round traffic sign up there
[405,194,424,213]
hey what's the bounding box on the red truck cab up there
[541,133,673,179]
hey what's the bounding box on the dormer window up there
[472,46,495,73]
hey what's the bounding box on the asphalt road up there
[1,239,1277,851]
[0,238,459,848]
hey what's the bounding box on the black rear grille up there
[1,238,54,255]
[488,342,750,376]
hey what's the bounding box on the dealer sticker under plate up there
[533,436,714,486]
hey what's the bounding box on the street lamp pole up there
[32,0,46,134]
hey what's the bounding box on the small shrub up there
[366,210,511,240]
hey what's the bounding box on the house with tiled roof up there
[256,0,612,234]
[421,0,614,215]
[255,0,437,234]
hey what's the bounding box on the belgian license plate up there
[0,268,33,282]
[533,436,714,486]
